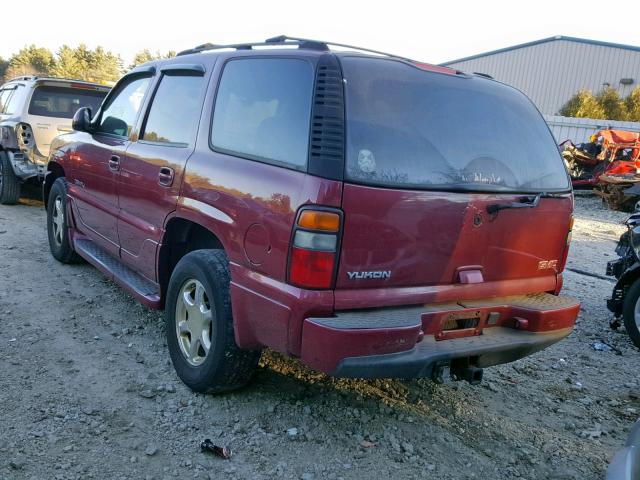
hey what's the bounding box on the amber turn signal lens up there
[297,211,340,232]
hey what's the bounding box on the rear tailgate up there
[337,184,571,290]
[334,56,572,304]
[28,81,109,158]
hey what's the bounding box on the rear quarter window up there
[211,58,314,170]
[0,89,11,113]
[3,85,25,115]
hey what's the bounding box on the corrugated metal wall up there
[444,39,640,115]
[544,114,640,143]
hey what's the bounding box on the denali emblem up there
[347,271,391,280]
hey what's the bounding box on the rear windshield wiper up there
[486,192,569,215]
[486,194,541,215]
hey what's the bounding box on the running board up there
[74,237,162,309]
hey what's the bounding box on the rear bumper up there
[7,150,45,180]
[300,293,580,377]
[332,327,571,378]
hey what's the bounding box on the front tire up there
[166,249,261,393]
[47,177,81,264]
[0,152,21,205]
[622,279,640,348]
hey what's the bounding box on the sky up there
[3,0,640,67]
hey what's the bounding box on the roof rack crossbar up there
[176,35,411,61]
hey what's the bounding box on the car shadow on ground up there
[18,182,44,207]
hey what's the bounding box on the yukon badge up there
[347,271,391,280]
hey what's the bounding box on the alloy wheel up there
[175,279,213,366]
[51,196,65,246]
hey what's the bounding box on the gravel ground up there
[0,191,638,480]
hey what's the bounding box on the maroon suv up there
[44,36,580,393]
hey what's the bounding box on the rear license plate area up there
[425,310,486,341]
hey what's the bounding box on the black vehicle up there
[607,213,640,347]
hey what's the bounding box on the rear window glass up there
[28,85,106,119]
[342,57,570,192]
[211,58,313,170]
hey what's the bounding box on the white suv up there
[0,76,110,204]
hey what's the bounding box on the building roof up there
[441,35,640,66]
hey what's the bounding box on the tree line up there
[560,86,640,122]
[0,45,176,84]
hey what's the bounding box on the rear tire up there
[0,152,21,205]
[166,249,261,393]
[622,279,640,348]
[47,177,82,264]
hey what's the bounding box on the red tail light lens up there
[287,208,342,290]
[289,247,335,289]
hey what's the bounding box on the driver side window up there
[96,76,151,137]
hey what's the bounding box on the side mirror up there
[72,107,93,132]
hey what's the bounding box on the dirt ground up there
[0,191,638,480]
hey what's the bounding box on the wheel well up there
[158,218,224,305]
[43,162,65,210]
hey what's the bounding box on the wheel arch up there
[43,161,66,211]
[158,215,226,305]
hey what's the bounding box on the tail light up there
[288,208,342,289]
[567,215,574,245]
[17,123,34,150]
[557,215,574,292]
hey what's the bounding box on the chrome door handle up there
[108,155,120,171]
[158,167,175,187]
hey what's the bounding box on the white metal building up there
[442,36,640,117]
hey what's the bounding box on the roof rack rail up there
[6,75,38,82]
[473,72,494,80]
[5,75,108,85]
[176,37,327,57]
[176,35,412,61]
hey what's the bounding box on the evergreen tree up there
[129,49,176,70]
[596,86,628,121]
[559,90,605,119]
[626,86,640,122]
[4,45,55,79]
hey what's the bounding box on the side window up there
[211,58,313,169]
[97,76,151,137]
[142,74,205,146]
[3,86,24,115]
[0,90,8,113]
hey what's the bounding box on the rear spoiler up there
[34,79,111,92]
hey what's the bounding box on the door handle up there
[108,155,120,171]
[158,167,175,187]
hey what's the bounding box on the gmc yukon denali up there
[43,36,580,393]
